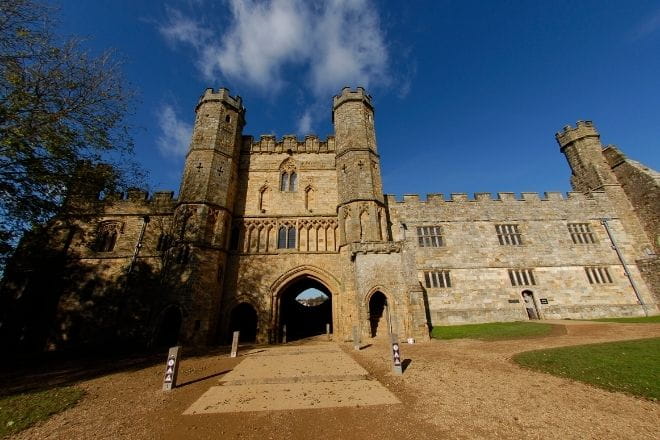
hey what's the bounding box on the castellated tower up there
[333,87,389,245]
[556,121,618,192]
[171,88,245,345]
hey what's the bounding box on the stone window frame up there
[417,226,444,247]
[495,224,523,245]
[567,222,596,244]
[508,268,537,286]
[584,266,613,284]
[423,270,452,288]
[277,225,297,249]
[93,220,123,252]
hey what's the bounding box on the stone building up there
[1,87,658,351]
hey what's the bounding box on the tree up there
[0,0,142,265]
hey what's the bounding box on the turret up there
[333,87,388,245]
[556,120,617,192]
[168,88,245,345]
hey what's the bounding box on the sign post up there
[391,335,403,375]
[352,325,361,351]
[162,346,181,391]
[326,323,331,341]
[230,331,239,358]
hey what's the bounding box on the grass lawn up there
[0,386,84,438]
[431,321,552,341]
[587,315,660,324]
[513,338,660,400]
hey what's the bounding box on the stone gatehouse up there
[1,87,658,351]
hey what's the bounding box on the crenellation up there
[544,192,564,201]
[475,192,492,201]
[126,188,148,201]
[427,193,445,204]
[403,194,420,203]
[451,193,469,202]
[497,192,516,202]
[197,87,244,113]
[555,120,599,149]
[521,192,541,202]
[241,134,336,154]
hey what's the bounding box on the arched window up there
[287,226,296,248]
[278,226,287,248]
[277,225,297,249]
[289,172,297,191]
[94,221,121,252]
[280,173,288,191]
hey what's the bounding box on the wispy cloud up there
[158,0,389,96]
[630,8,660,41]
[296,110,312,134]
[156,105,192,157]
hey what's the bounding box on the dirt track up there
[10,321,660,440]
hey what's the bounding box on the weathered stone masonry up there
[1,88,657,351]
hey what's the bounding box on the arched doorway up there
[277,277,332,342]
[228,303,258,343]
[154,306,182,348]
[368,291,388,337]
[522,290,540,320]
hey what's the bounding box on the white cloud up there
[156,105,193,157]
[297,110,312,134]
[630,8,660,40]
[159,0,389,95]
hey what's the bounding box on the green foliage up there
[513,338,660,400]
[0,0,142,266]
[0,386,84,437]
[588,316,660,323]
[431,321,552,341]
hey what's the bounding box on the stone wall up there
[386,191,656,325]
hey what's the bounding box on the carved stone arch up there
[270,265,341,304]
[364,286,396,308]
[279,157,298,173]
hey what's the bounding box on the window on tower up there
[280,171,297,192]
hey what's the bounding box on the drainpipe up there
[128,215,150,274]
[601,218,648,316]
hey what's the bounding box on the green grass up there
[587,315,660,324]
[513,338,660,400]
[0,386,84,438]
[431,321,553,341]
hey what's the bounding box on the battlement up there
[332,86,373,112]
[196,87,245,113]
[555,120,599,149]
[385,191,609,205]
[241,134,336,154]
[93,189,178,205]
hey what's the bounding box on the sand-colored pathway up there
[184,342,399,413]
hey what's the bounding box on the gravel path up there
[10,321,660,440]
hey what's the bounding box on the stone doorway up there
[277,277,332,342]
[153,305,181,348]
[522,290,540,320]
[228,303,258,343]
[368,291,389,338]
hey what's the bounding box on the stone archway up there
[270,266,340,343]
[367,291,389,338]
[153,305,182,348]
[228,303,258,343]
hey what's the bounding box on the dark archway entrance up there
[154,306,181,348]
[228,303,258,343]
[278,278,332,342]
[368,291,388,337]
[522,290,540,320]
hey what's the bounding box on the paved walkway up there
[184,340,400,414]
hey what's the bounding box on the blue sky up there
[55,0,660,197]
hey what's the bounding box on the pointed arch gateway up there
[270,265,340,343]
